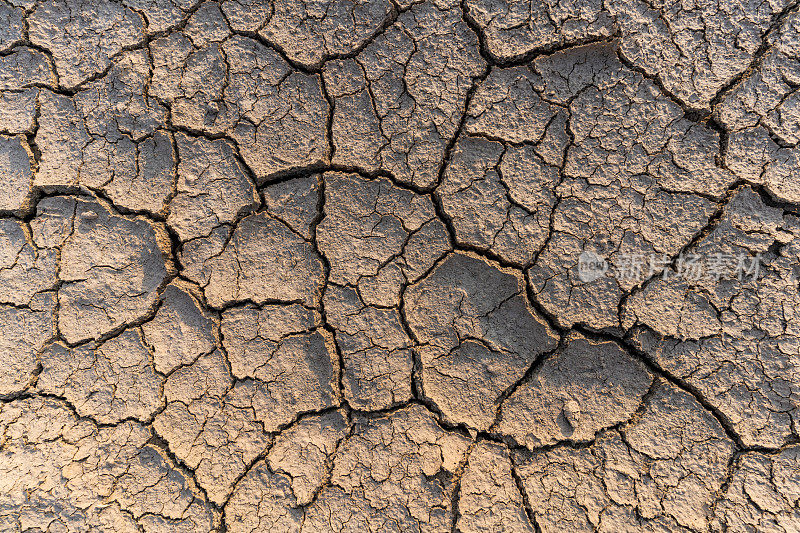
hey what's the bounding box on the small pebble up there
[563,399,581,427]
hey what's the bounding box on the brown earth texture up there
[2,0,800,531]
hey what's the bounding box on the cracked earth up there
[2,0,800,531]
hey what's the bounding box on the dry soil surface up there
[2,0,800,531]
